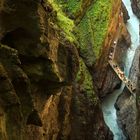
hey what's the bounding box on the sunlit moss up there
[77,0,112,62]
[55,0,112,65]
[47,0,75,42]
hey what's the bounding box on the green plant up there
[47,0,75,42]
[77,0,112,61]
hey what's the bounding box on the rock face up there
[70,59,113,140]
[131,0,140,18]
[56,0,131,99]
[57,0,131,98]
[115,47,140,140]
[136,50,140,140]
[122,2,130,23]
[0,0,113,140]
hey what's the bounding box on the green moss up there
[54,0,112,63]
[55,0,83,15]
[76,58,98,104]
[47,0,75,42]
[76,0,112,64]
[47,0,112,65]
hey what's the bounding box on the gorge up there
[0,0,139,140]
[102,0,139,139]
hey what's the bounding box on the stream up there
[101,0,139,140]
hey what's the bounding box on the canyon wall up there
[0,0,132,139]
[131,1,140,140]
[115,47,140,140]
[57,0,131,97]
[115,1,140,140]
[137,52,140,140]
[0,0,114,139]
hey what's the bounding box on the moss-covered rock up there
[52,0,112,66]
[71,58,112,139]
[46,0,75,42]
[76,0,112,66]
[76,58,98,103]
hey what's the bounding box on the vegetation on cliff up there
[76,0,112,63]
[53,0,112,65]
[48,0,112,98]
[47,0,75,42]
[76,58,98,104]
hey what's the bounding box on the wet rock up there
[116,47,140,140]
[131,0,140,19]
[115,91,136,140]
[122,2,130,23]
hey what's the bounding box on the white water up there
[102,0,139,140]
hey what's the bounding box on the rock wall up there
[131,0,140,18]
[115,1,140,140]
[131,1,140,140]
[70,59,113,140]
[136,52,140,140]
[0,0,114,140]
[0,0,133,139]
[115,47,140,140]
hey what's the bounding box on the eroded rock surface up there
[0,0,113,140]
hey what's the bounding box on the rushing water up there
[102,0,139,140]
